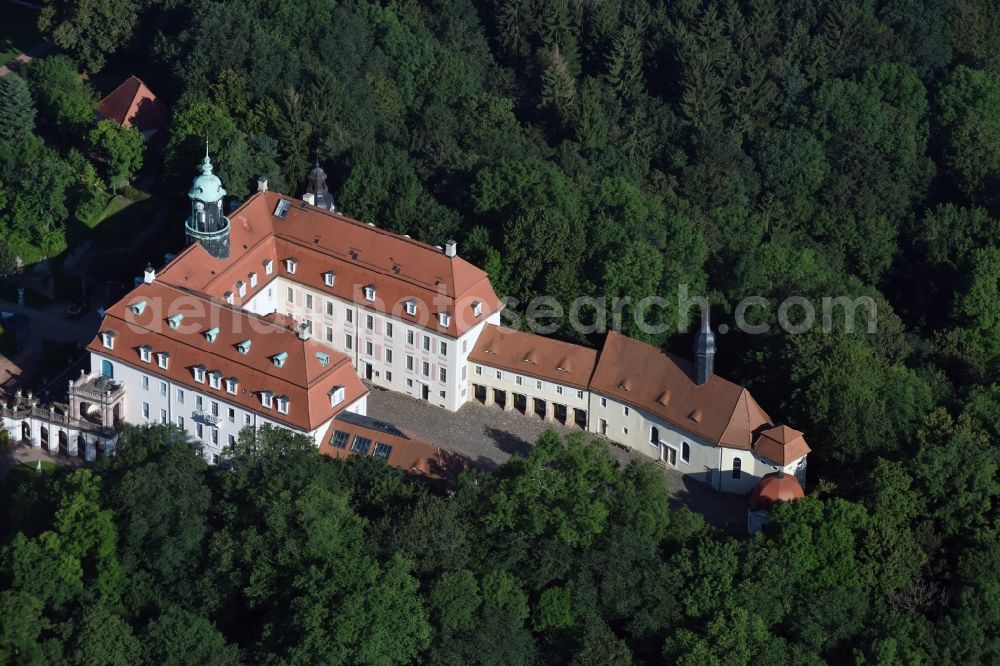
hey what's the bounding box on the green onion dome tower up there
[185,145,231,259]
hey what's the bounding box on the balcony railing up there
[193,410,222,425]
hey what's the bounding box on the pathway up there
[0,41,49,77]
[0,442,85,481]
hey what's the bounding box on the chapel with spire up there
[184,145,231,259]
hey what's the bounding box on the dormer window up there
[101,331,116,349]
[324,271,335,287]
[249,272,258,288]
[272,352,288,368]
[225,377,238,394]
[193,365,206,383]
[364,285,376,302]
[236,339,251,355]
[472,301,482,317]
[208,371,222,390]
[316,351,330,367]
[156,352,169,369]
[224,291,234,305]
[285,258,297,274]
[139,346,152,363]
[204,327,219,343]
[438,312,452,328]
[330,386,345,407]
[166,314,183,329]
[237,281,246,298]
[404,299,417,316]
[264,259,273,275]
[130,299,147,316]
[276,395,289,414]
[260,391,273,408]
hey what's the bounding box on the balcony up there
[193,409,222,425]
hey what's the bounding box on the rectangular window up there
[330,430,349,448]
[385,348,393,363]
[406,355,414,371]
[176,388,185,403]
[211,402,219,417]
[244,414,251,426]
[462,339,468,353]
[407,330,414,345]
[405,300,417,316]
[732,457,742,479]
[601,397,607,408]
[346,309,353,323]
[226,378,237,394]
[475,365,482,376]
[228,434,236,446]
[423,335,430,351]
[159,381,167,396]
[682,442,691,464]
[139,347,152,362]
[324,272,335,287]
[366,314,374,330]
[439,367,447,382]
[345,334,353,350]
[261,393,272,408]
[276,398,289,415]
[211,429,219,445]
[373,443,392,459]
[439,341,447,355]
[249,272,258,288]
[496,370,502,380]
[352,436,372,455]
[624,406,630,417]
[286,287,294,303]
[142,402,150,418]
[385,322,393,338]
[177,415,185,429]
[365,341,373,356]
[462,366,467,380]
[305,294,313,310]
[325,326,333,342]
[212,454,219,465]
[516,375,522,386]
[209,372,221,390]
[556,386,563,395]
[326,301,334,316]
[422,361,430,377]
[536,380,542,390]
[439,390,446,399]
[141,376,149,391]
[196,396,203,410]
[363,286,376,301]
[264,259,273,275]
[577,389,584,400]
[228,407,235,423]
[194,367,206,383]
[406,378,413,388]
[159,408,167,424]
[196,423,204,439]
[385,370,392,382]
[157,353,169,370]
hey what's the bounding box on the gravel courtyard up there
[365,386,746,530]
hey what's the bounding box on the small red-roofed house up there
[97,76,169,147]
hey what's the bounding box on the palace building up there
[22,152,808,492]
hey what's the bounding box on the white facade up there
[245,276,500,411]
[467,360,590,426]
[90,351,366,464]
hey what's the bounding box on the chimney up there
[693,314,715,385]
[143,264,155,284]
[257,176,268,192]
[444,239,457,258]
[303,192,315,206]
[297,322,311,341]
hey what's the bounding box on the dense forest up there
[0,0,997,663]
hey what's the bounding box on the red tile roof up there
[590,331,772,449]
[157,191,503,338]
[753,425,811,465]
[748,471,804,511]
[97,76,168,131]
[469,324,598,389]
[87,281,367,432]
[318,412,467,482]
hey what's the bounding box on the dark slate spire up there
[305,159,336,211]
[694,314,716,385]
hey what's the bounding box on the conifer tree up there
[0,74,36,143]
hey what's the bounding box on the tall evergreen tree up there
[0,74,36,143]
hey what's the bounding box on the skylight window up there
[274,199,291,218]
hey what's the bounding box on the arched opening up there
[650,426,660,445]
[101,359,114,378]
[58,430,68,455]
[21,422,30,442]
[732,457,742,480]
[112,403,121,427]
[77,434,86,454]
[682,441,690,464]
[39,426,49,448]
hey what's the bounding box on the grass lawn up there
[80,189,153,230]
[4,460,58,486]
[0,4,43,65]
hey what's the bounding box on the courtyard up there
[366,386,746,530]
